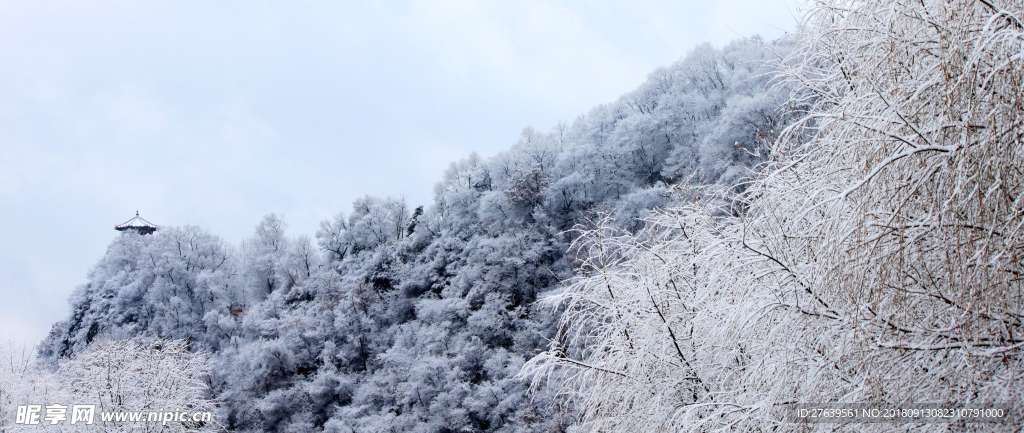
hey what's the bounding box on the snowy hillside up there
[21,0,1024,431]
[35,37,791,432]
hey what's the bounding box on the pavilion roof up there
[115,211,158,230]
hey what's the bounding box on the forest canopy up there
[29,35,789,432]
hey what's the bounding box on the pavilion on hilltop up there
[115,211,158,235]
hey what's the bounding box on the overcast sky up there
[0,0,796,349]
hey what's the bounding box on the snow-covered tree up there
[524,0,1024,431]
[2,339,217,432]
[39,227,237,359]
[242,214,292,298]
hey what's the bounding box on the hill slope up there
[40,36,792,432]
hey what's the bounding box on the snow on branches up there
[1,339,217,432]
[523,0,1024,431]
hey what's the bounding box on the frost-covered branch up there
[523,0,1024,430]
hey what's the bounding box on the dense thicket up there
[524,0,1024,431]
[39,37,792,432]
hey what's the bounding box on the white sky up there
[0,0,797,349]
